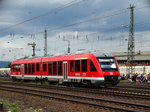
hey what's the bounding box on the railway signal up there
[28,42,36,56]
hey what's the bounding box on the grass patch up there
[2,101,22,112]
[1,101,44,112]
[34,109,43,112]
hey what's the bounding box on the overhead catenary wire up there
[1,3,149,38]
[10,7,130,38]
[50,30,150,53]
[19,4,150,38]
[1,2,150,60]
[0,0,87,32]
[8,18,150,52]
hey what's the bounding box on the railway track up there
[108,86,150,94]
[0,80,150,111]
[116,83,150,90]
[0,85,149,112]
[1,77,150,90]
[0,81,150,101]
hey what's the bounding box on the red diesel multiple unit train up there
[11,53,120,87]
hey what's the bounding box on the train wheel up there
[104,85,108,88]
[43,77,48,82]
[35,77,40,84]
[12,77,16,82]
[35,77,40,81]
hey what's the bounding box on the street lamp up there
[28,42,36,56]
[121,25,129,28]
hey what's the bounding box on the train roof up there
[12,53,113,64]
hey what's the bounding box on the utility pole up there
[64,40,70,54]
[63,37,70,54]
[44,29,47,56]
[28,42,36,56]
[68,40,70,54]
[126,5,135,76]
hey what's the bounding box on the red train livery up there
[11,53,120,87]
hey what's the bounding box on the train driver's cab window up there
[82,60,87,72]
[90,60,97,72]
[36,63,40,72]
[75,60,80,72]
[98,57,118,71]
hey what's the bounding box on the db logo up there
[110,72,113,75]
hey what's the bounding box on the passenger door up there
[63,61,68,81]
[21,64,24,79]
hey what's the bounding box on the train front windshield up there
[97,57,118,71]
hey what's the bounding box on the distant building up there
[0,61,10,68]
[112,51,150,74]
[0,68,10,73]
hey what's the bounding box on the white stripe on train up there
[10,75,104,80]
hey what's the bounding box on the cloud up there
[0,0,150,61]
[8,0,74,7]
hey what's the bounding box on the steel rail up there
[0,86,148,112]
[0,86,134,112]
[0,86,150,111]
[116,85,150,90]
[0,81,150,100]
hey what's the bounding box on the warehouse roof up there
[112,51,150,61]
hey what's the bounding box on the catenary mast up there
[127,5,135,75]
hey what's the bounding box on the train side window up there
[15,65,18,72]
[11,65,13,72]
[16,64,18,72]
[25,64,27,74]
[82,60,87,72]
[30,64,32,74]
[32,63,35,74]
[58,61,62,75]
[43,63,47,72]
[18,64,20,72]
[28,63,31,74]
[15,64,17,72]
[53,62,57,75]
[13,65,15,72]
[48,62,53,75]
[36,63,40,72]
[70,61,74,72]
[75,60,80,72]
[14,65,16,72]
[90,60,97,72]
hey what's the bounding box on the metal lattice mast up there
[44,29,47,56]
[127,5,135,75]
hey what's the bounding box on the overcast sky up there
[0,0,150,61]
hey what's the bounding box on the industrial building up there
[113,51,150,74]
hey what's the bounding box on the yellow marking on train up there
[75,58,88,60]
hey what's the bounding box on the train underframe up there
[11,75,120,88]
